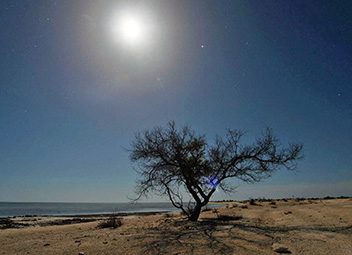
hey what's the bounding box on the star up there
[200,44,205,48]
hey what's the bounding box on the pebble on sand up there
[272,243,292,254]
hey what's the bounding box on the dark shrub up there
[97,216,122,229]
[249,199,257,205]
[0,218,14,229]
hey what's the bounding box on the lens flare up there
[208,177,219,189]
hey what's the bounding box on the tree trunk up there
[189,204,202,221]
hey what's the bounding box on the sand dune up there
[0,198,351,255]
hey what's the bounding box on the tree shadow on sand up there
[133,218,234,255]
[133,217,352,255]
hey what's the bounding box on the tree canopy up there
[130,122,303,221]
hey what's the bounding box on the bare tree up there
[130,121,303,221]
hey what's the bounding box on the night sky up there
[1,0,351,202]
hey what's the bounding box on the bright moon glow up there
[110,12,148,47]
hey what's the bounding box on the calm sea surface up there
[0,202,179,217]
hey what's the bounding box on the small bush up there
[97,216,122,229]
[248,199,257,205]
[269,201,276,205]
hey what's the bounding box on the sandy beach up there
[0,198,351,255]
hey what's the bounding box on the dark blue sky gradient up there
[1,1,351,202]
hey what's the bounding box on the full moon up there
[110,12,147,47]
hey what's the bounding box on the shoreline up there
[0,202,224,220]
[0,202,226,229]
[0,210,172,219]
[0,210,173,229]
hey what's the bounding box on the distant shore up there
[210,195,352,203]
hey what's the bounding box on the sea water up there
[0,202,221,217]
[0,202,176,217]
